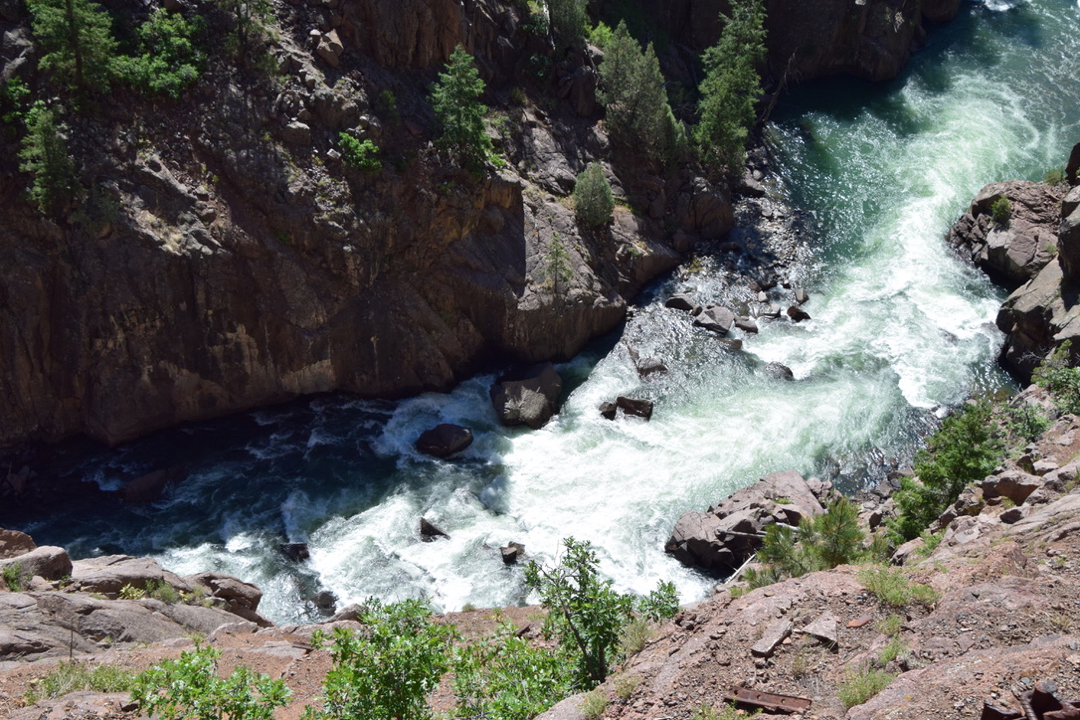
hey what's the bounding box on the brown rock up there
[71,555,191,597]
[416,424,474,458]
[0,528,36,559]
[800,612,839,647]
[0,546,72,582]
[616,396,653,420]
[787,305,811,322]
[420,517,449,541]
[490,363,563,430]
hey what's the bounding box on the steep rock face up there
[629,0,961,83]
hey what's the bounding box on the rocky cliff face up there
[0,0,957,447]
[948,146,1080,380]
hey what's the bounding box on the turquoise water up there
[7,0,1080,624]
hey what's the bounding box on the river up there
[5,0,1080,624]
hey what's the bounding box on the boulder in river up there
[420,517,450,542]
[501,542,526,564]
[665,470,827,575]
[280,543,310,562]
[765,362,795,381]
[665,294,699,313]
[787,305,811,322]
[694,305,735,335]
[490,363,563,430]
[616,396,654,420]
[416,423,474,458]
[599,401,618,420]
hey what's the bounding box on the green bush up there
[549,0,588,50]
[525,537,678,689]
[856,565,939,608]
[19,101,81,216]
[453,623,575,720]
[1044,166,1066,185]
[26,661,135,704]
[27,0,118,93]
[745,496,865,588]
[588,22,614,49]
[694,0,767,174]
[339,134,382,171]
[1034,341,1080,415]
[114,9,206,99]
[838,666,894,708]
[430,45,493,171]
[573,162,614,228]
[991,196,1012,224]
[0,77,30,129]
[132,643,290,720]
[2,562,29,591]
[218,0,275,61]
[887,399,1003,543]
[309,599,454,720]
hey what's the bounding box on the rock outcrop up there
[665,470,829,575]
[490,363,563,429]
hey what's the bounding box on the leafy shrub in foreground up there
[131,643,290,720]
[308,598,453,720]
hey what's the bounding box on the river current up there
[6,0,1080,624]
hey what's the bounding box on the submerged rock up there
[501,542,526,564]
[490,363,563,430]
[420,517,450,542]
[616,396,653,420]
[416,423,474,458]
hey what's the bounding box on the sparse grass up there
[580,689,608,720]
[914,530,944,559]
[613,673,641,700]
[25,661,135,704]
[790,643,813,679]
[2,562,29,591]
[838,666,895,708]
[618,618,653,658]
[876,614,903,637]
[877,635,906,666]
[857,566,940,608]
[691,701,757,720]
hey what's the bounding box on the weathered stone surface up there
[186,572,270,626]
[616,396,653,420]
[980,469,1042,505]
[490,363,563,430]
[734,317,758,334]
[1067,140,1080,185]
[800,612,838,646]
[694,305,735,335]
[416,423,474,458]
[765,362,794,380]
[666,471,824,574]
[0,528,35,559]
[420,517,449,541]
[598,401,617,420]
[1060,204,1080,283]
[315,30,343,67]
[0,546,71,582]
[71,555,191,597]
[635,357,667,377]
[751,618,792,658]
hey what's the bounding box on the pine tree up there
[548,0,587,52]
[597,22,683,165]
[26,0,117,94]
[430,45,492,170]
[573,162,614,228]
[695,0,767,174]
[19,101,80,216]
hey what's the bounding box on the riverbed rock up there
[665,294,699,313]
[616,396,653,420]
[186,572,270,626]
[694,305,735,335]
[765,362,795,380]
[665,470,824,575]
[420,517,450,541]
[599,401,617,420]
[415,423,474,458]
[280,543,310,562]
[490,363,563,430]
[787,305,811,322]
[500,542,525,564]
[116,465,187,504]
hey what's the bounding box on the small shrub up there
[990,196,1012,225]
[2,562,29,592]
[1045,166,1067,185]
[26,661,135,704]
[588,22,613,49]
[0,77,30,128]
[612,674,640,700]
[339,134,382,171]
[1005,401,1051,443]
[114,9,206,99]
[19,101,81,216]
[147,579,181,605]
[691,701,755,720]
[132,643,290,720]
[838,666,894,708]
[544,235,573,294]
[579,690,608,720]
[877,635,906,666]
[617,618,652,658]
[857,566,939,608]
[573,162,615,229]
[876,614,903,637]
[119,583,146,600]
[1034,341,1080,416]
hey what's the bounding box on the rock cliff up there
[0,0,959,447]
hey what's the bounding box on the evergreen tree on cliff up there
[430,45,493,172]
[695,0,767,174]
[26,0,116,94]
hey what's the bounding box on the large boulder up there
[415,423,474,458]
[665,470,826,575]
[693,305,735,335]
[0,546,71,582]
[185,572,270,626]
[1059,204,1080,284]
[490,363,563,429]
[948,181,1065,289]
[70,555,192,597]
[0,528,36,559]
[1067,140,1080,185]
